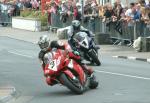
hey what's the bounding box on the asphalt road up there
[0,36,150,103]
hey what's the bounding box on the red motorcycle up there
[43,48,98,94]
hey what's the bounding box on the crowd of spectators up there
[0,0,40,17]
[0,0,150,38]
[44,0,150,37]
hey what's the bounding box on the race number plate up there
[48,60,57,71]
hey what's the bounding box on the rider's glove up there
[68,51,81,60]
[73,51,80,56]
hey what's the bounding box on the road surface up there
[0,36,150,103]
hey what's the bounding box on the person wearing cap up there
[59,0,68,23]
[86,2,98,33]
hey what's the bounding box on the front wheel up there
[59,73,84,94]
[88,50,101,66]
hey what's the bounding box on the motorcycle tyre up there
[60,73,84,94]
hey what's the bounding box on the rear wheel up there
[60,73,84,94]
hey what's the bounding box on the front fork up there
[90,38,99,54]
[87,49,98,61]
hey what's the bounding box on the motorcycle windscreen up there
[44,51,61,72]
[74,32,86,42]
[39,42,49,50]
[74,32,89,49]
[44,52,53,64]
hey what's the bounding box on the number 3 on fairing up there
[48,60,57,71]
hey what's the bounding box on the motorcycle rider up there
[38,35,93,86]
[67,20,95,43]
[67,20,100,50]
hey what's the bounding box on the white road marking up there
[8,51,33,58]
[147,59,150,63]
[128,56,136,60]
[95,70,150,80]
[112,56,118,58]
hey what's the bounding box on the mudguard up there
[62,70,75,80]
[63,59,86,84]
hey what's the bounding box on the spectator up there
[139,0,146,7]
[146,7,150,35]
[0,0,8,13]
[114,0,124,8]
[103,4,115,31]
[126,4,136,16]
[31,0,39,10]
[60,1,68,13]
[146,0,150,7]
[134,3,142,37]
[103,4,115,20]
[125,3,136,41]
[60,0,68,23]
[48,1,60,27]
[114,3,123,19]
[114,3,124,35]
[134,3,141,20]
[88,2,98,33]
[140,7,150,36]
[24,0,32,9]
[17,0,25,10]
[66,0,73,17]
[73,2,82,21]
[45,2,52,25]
[98,5,104,18]
[50,1,59,14]
[83,2,92,24]
[4,1,14,17]
[11,0,20,16]
[0,0,12,26]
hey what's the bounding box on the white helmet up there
[38,35,50,51]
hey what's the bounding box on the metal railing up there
[49,13,150,46]
[0,3,12,26]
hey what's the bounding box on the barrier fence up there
[0,10,12,26]
[49,12,150,45]
[0,3,12,26]
[0,2,149,45]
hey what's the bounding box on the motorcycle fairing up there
[67,59,86,84]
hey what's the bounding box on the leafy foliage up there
[20,10,48,26]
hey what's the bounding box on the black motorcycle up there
[70,31,101,66]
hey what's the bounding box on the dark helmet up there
[71,20,81,31]
[38,35,50,51]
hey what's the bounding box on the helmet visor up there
[74,35,85,42]
[73,26,80,31]
[39,42,49,50]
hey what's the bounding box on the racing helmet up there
[38,35,50,51]
[71,20,81,31]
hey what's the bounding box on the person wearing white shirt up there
[125,3,136,41]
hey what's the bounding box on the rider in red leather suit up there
[38,35,93,86]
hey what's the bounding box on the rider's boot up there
[80,65,98,89]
